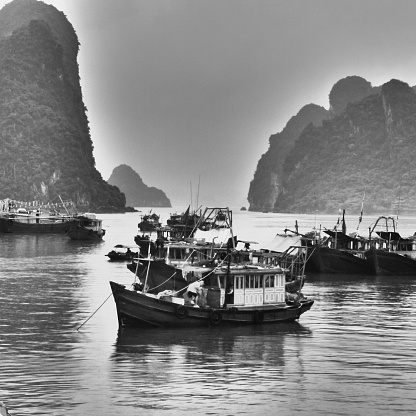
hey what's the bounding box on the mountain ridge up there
[248,76,416,214]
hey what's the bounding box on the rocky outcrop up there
[248,104,330,211]
[0,0,125,211]
[108,165,171,207]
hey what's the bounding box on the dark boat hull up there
[365,247,416,275]
[110,281,313,328]
[0,217,77,234]
[306,246,373,274]
[106,251,138,261]
[67,225,105,240]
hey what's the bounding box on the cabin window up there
[219,276,226,289]
[264,275,274,288]
[235,276,244,289]
[254,275,261,288]
[205,275,217,287]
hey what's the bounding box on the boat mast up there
[196,174,200,211]
[356,191,365,234]
[59,195,71,216]
[190,181,193,213]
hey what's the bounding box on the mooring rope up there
[76,293,113,331]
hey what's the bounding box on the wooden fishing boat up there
[365,246,416,275]
[66,214,105,240]
[306,243,373,274]
[110,262,313,328]
[363,216,416,275]
[286,210,375,275]
[0,212,77,234]
[0,198,78,234]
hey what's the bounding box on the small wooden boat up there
[106,244,138,261]
[66,213,105,240]
[110,261,313,328]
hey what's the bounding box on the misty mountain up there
[108,165,171,208]
[0,0,125,211]
[248,76,416,214]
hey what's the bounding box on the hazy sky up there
[2,0,416,207]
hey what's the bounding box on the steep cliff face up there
[274,79,416,214]
[108,165,171,207]
[248,104,330,211]
[0,0,125,211]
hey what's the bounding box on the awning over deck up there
[262,234,303,253]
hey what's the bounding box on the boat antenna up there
[196,174,201,210]
[190,181,193,213]
[396,185,402,231]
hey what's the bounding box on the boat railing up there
[259,245,308,278]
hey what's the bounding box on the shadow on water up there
[0,233,104,259]
[306,271,416,303]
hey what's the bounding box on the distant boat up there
[66,214,105,240]
[106,244,138,261]
[0,197,77,234]
[137,212,161,232]
[165,205,201,239]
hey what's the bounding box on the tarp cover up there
[193,227,233,246]
[262,234,302,253]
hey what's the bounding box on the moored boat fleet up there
[4,198,416,331]
[113,206,313,328]
[298,212,416,275]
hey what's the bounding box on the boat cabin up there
[76,213,103,232]
[183,266,286,309]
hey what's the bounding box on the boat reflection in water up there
[109,323,312,415]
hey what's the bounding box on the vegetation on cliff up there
[248,76,416,214]
[0,0,125,211]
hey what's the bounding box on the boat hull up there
[0,217,77,234]
[106,251,138,261]
[306,246,373,274]
[365,247,416,275]
[66,225,105,240]
[110,281,313,328]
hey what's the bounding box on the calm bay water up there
[1,208,416,415]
